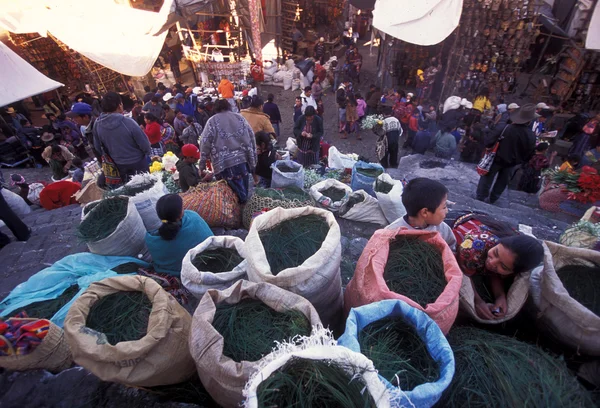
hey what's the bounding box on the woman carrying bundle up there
[145,194,213,276]
[452,213,543,320]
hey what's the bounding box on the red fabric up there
[315,64,327,82]
[393,102,412,124]
[409,115,419,132]
[144,121,162,145]
[320,141,331,158]
[182,144,200,160]
[251,61,264,82]
[39,181,80,210]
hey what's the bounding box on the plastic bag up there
[285,137,298,155]
[271,160,305,190]
[351,161,384,197]
[374,173,406,224]
[327,146,357,169]
[113,173,168,232]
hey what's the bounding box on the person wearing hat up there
[536,102,551,112]
[532,109,552,137]
[175,93,194,117]
[6,107,27,132]
[163,92,176,110]
[176,144,202,192]
[42,143,74,180]
[66,102,99,160]
[507,103,520,112]
[142,96,164,120]
[314,37,326,65]
[476,103,537,204]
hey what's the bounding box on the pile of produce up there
[19,285,79,319]
[319,186,347,202]
[191,248,244,273]
[77,197,129,243]
[556,265,600,315]
[105,179,156,198]
[276,162,300,173]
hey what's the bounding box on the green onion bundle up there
[82,201,100,216]
[320,186,347,202]
[342,193,365,212]
[147,374,217,406]
[437,326,595,408]
[259,215,329,275]
[77,197,129,243]
[112,262,144,274]
[276,162,300,173]
[19,285,80,319]
[212,299,311,362]
[556,265,600,316]
[341,258,357,288]
[256,357,377,408]
[191,248,244,273]
[86,291,152,345]
[384,237,446,306]
[254,187,310,202]
[104,180,156,198]
[359,317,439,391]
[470,275,514,305]
[356,167,383,178]
[374,179,394,194]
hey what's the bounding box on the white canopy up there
[373,0,463,46]
[586,3,600,50]
[0,41,63,108]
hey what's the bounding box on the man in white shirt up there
[300,86,317,114]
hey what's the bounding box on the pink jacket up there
[357,99,367,117]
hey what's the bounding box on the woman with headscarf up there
[293,106,323,166]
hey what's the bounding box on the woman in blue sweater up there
[145,194,213,276]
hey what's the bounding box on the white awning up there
[0,41,63,108]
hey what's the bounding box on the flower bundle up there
[360,114,384,130]
[544,166,600,203]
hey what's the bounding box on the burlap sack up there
[64,276,196,386]
[344,228,463,334]
[244,206,343,328]
[190,280,321,408]
[181,235,247,299]
[0,320,72,373]
[529,241,600,356]
[459,272,531,324]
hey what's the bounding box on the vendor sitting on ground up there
[253,131,281,188]
[176,144,202,193]
[452,213,544,320]
[145,194,213,277]
[386,177,456,251]
[42,143,74,180]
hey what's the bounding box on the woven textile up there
[0,314,49,356]
[180,180,242,229]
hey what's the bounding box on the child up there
[293,96,303,124]
[517,142,556,193]
[253,131,280,188]
[559,153,580,173]
[72,157,85,184]
[386,177,456,251]
[176,144,201,192]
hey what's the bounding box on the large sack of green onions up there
[242,187,313,229]
[104,173,167,231]
[243,327,391,408]
[64,275,195,387]
[180,180,242,229]
[309,178,352,212]
[373,173,406,224]
[339,189,388,226]
[189,280,321,407]
[338,299,455,408]
[270,160,305,190]
[181,235,247,298]
[351,161,384,196]
[244,206,343,328]
[345,228,463,334]
[459,271,531,324]
[78,197,149,259]
[436,326,595,407]
[0,319,72,373]
[529,241,600,356]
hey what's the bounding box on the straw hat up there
[536,102,550,110]
[508,103,520,110]
[162,92,173,102]
[510,103,539,124]
[6,107,16,114]
[41,132,55,142]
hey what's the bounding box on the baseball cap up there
[175,93,184,99]
[508,103,520,109]
[181,144,200,160]
[66,102,93,117]
[536,102,550,110]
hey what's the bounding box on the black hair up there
[355,93,362,99]
[51,144,62,154]
[214,99,231,113]
[567,153,581,164]
[499,235,544,274]
[72,157,83,168]
[402,178,448,217]
[144,113,159,122]
[157,83,166,91]
[156,194,183,241]
[57,114,66,121]
[151,96,160,103]
[343,77,350,84]
[162,104,170,110]
[476,87,490,99]
[535,142,549,152]
[250,95,264,108]
[267,93,275,102]
[369,84,376,89]
[255,130,271,147]
[101,92,122,113]
[174,109,182,115]
[20,119,28,126]
[47,113,56,119]
[186,115,195,124]
[304,106,316,117]
[304,86,312,92]
[241,96,252,109]
[144,85,151,92]
[295,96,302,101]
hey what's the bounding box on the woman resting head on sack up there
[145,194,213,277]
[452,213,544,320]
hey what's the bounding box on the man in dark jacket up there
[336,79,350,133]
[366,85,381,115]
[176,144,201,192]
[476,103,537,203]
[194,103,210,128]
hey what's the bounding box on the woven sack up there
[190,280,321,408]
[339,189,388,226]
[64,275,196,386]
[351,161,384,197]
[374,173,406,224]
[538,183,566,213]
[81,198,149,259]
[180,180,242,229]
[0,320,72,373]
[271,160,305,190]
[242,188,312,229]
[244,207,343,328]
[344,228,463,334]
[114,173,168,231]
[529,241,600,356]
[181,235,247,298]
[309,179,352,213]
[559,206,600,249]
[459,272,531,324]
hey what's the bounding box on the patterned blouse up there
[452,215,500,277]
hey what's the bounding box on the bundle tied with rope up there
[530,241,600,356]
[337,300,455,408]
[78,197,149,259]
[437,326,595,408]
[64,275,195,387]
[309,179,352,213]
[189,280,321,407]
[181,235,248,299]
[180,180,242,229]
[243,327,391,408]
[345,229,463,334]
[245,207,343,328]
[242,187,313,229]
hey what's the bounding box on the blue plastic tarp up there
[351,161,384,197]
[0,253,149,327]
[337,299,455,408]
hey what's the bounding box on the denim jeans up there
[272,122,280,138]
[476,163,514,203]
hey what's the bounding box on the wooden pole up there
[438,29,460,109]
